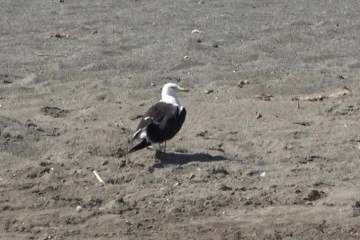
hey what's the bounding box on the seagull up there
[128,83,189,154]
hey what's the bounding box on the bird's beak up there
[178,86,190,92]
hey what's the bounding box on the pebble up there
[75,205,82,212]
[237,80,249,88]
[211,166,229,175]
[219,184,232,191]
[304,189,325,201]
[255,112,262,119]
[102,160,109,166]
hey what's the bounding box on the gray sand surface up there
[1,0,360,239]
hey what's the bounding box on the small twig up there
[34,52,66,57]
[93,170,105,185]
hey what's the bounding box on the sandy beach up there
[1,0,360,239]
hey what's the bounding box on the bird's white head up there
[161,83,189,106]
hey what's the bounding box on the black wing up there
[130,102,167,142]
[132,102,186,143]
[135,102,170,131]
[146,104,186,143]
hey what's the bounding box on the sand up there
[1,0,360,239]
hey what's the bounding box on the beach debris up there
[188,173,195,180]
[260,172,266,177]
[256,93,273,101]
[211,166,229,175]
[75,205,82,212]
[196,38,202,43]
[162,76,181,82]
[174,147,188,153]
[207,145,225,152]
[25,119,44,132]
[102,160,109,166]
[255,111,262,119]
[196,130,209,137]
[293,121,311,126]
[27,167,52,179]
[40,161,52,166]
[114,121,123,127]
[204,89,214,94]
[183,55,189,60]
[198,0,205,4]
[1,74,12,84]
[93,170,105,185]
[219,184,232,191]
[40,106,69,118]
[50,32,77,40]
[313,181,335,187]
[235,186,247,191]
[2,79,12,84]
[292,94,327,102]
[328,86,350,98]
[353,201,360,217]
[150,82,156,87]
[34,52,66,57]
[292,86,350,101]
[303,189,326,201]
[39,167,52,177]
[338,74,345,79]
[191,29,201,34]
[237,80,249,88]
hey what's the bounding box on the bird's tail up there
[127,139,151,154]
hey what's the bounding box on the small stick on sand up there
[93,170,105,185]
[33,52,66,57]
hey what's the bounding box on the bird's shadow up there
[152,151,227,168]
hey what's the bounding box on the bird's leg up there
[157,142,166,152]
